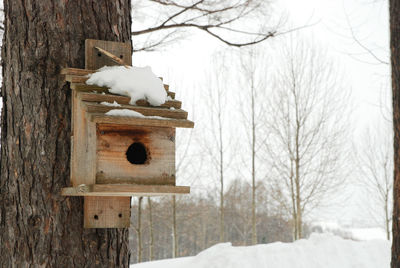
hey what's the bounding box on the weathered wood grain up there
[62,184,190,196]
[84,196,131,228]
[61,67,95,75]
[79,92,182,109]
[63,69,164,82]
[94,46,127,66]
[84,102,188,119]
[69,82,173,97]
[95,125,176,185]
[85,39,132,70]
[65,75,91,84]
[71,92,96,186]
[90,114,194,128]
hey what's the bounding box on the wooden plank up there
[83,39,133,229]
[79,92,182,109]
[61,67,95,76]
[84,102,188,119]
[94,184,190,195]
[70,83,109,92]
[63,71,164,82]
[65,75,90,84]
[90,114,194,128]
[69,82,172,95]
[85,39,132,70]
[84,196,131,228]
[70,92,97,186]
[62,185,190,196]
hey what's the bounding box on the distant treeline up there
[129,179,295,264]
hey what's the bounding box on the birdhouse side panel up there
[70,93,97,186]
[96,124,176,185]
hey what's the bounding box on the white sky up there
[132,0,390,228]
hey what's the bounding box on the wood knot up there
[28,215,41,228]
[77,184,90,193]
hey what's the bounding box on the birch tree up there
[201,55,234,242]
[264,39,350,240]
[236,48,268,244]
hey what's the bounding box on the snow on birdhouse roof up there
[62,67,194,129]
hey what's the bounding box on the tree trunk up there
[148,197,154,261]
[295,158,302,239]
[0,1,132,267]
[137,197,143,263]
[295,105,302,240]
[219,121,224,243]
[172,195,178,258]
[386,195,391,240]
[391,0,400,266]
[251,80,257,245]
[289,161,297,241]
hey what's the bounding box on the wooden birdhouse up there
[61,39,194,228]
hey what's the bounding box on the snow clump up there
[86,66,167,106]
[100,101,121,107]
[105,109,145,117]
[105,109,166,120]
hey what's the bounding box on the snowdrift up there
[132,233,390,268]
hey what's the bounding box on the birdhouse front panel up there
[96,124,176,185]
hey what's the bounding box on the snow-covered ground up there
[131,233,390,268]
[311,222,388,241]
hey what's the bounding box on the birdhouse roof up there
[62,67,194,129]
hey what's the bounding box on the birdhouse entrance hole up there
[126,142,148,164]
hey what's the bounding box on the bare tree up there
[170,101,198,258]
[131,0,281,51]
[200,54,234,242]
[236,47,268,244]
[128,188,293,261]
[264,38,351,240]
[356,125,393,240]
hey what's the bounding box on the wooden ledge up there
[68,82,172,95]
[61,67,95,76]
[62,184,190,197]
[78,92,182,109]
[84,102,188,119]
[90,113,194,128]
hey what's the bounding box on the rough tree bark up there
[0,1,132,267]
[391,0,400,266]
